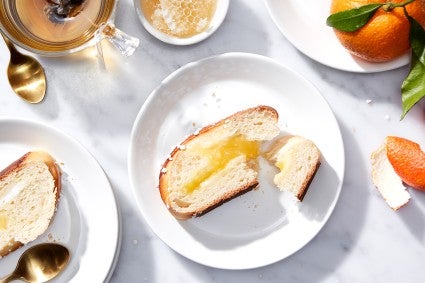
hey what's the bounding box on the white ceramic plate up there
[264,0,408,73]
[129,53,345,269]
[0,119,120,282]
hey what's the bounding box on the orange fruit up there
[330,0,425,62]
[386,136,425,191]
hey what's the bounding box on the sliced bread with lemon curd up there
[159,105,280,219]
[264,135,321,201]
[371,143,410,210]
[0,151,61,258]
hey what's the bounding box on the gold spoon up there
[1,33,46,103]
[0,243,70,283]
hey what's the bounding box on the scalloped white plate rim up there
[264,0,409,73]
[128,52,345,269]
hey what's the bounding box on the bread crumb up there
[366,99,372,104]
[161,168,168,173]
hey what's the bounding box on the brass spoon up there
[0,243,70,283]
[1,34,46,103]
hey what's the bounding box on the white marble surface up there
[1,0,425,282]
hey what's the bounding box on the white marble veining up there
[1,0,425,282]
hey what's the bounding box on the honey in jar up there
[141,0,217,38]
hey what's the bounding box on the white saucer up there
[133,0,229,45]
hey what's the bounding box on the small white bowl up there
[134,0,229,45]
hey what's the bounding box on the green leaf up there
[326,4,383,32]
[401,53,425,119]
[407,15,425,65]
[400,13,425,119]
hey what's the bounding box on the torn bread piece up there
[264,135,321,201]
[0,151,61,257]
[371,143,410,210]
[159,105,280,219]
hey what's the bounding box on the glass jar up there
[0,0,139,56]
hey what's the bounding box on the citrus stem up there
[383,0,416,11]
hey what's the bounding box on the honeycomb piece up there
[149,0,217,38]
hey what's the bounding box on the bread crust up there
[265,135,321,201]
[0,153,31,182]
[159,105,278,219]
[296,161,321,201]
[0,151,61,257]
[190,182,259,218]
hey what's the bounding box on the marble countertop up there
[1,0,425,282]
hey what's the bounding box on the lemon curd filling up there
[0,213,6,230]
[183,135,260,194]
[276,160,285,171]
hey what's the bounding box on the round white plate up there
[264,0,408,73]
[129,53,345,269]
[0,119,120,282]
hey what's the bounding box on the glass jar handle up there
[95,23,140,56]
